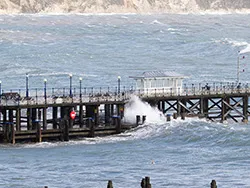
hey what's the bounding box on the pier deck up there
[0,82,249,143]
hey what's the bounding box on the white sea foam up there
[124,95,166,124]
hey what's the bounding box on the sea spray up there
[124,95,166,124]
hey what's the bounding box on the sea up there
[1,13,250,188]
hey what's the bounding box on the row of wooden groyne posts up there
[1,81,250,144]
[43,177,218,187]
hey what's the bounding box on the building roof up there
[130,70,186,79]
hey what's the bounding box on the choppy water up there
[1,14,250,187]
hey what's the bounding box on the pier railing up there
[0,83,249,106]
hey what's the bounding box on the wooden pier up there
[0,81,249,144]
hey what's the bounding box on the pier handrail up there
[0,83,249,106]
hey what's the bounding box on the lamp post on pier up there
[117,76,121,94]
[44,79,47,103]
[69,73,72,97]
[26,73,29,98]
[79,77,82,101]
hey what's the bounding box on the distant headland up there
[1,0,250,14]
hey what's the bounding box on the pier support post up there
[42,107,47,130]
[243,95,248,123]
[79,105,83,128]
[69,107,74,129]
[27,108,32,130]
[53,107,58,129]
[202,98,209,118]
[31,108,37,130]
[136,115,141,126]
[115,116,121,134]
[104,104,111,126]
[86,105,99,126]
[166,114,171,121]
[64,118,69,141]
[88,118,94,137]
[16,108,21,131]
[181,112,186,120]
[35,121,42,142]
[173,113,178,119]
[10,122,15,144]
[142,115,146,124]
[9,109,14,125]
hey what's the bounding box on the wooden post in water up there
[136,115,141,126]
[79,105,83,128]
[116,116,121,134]
[88,118,94,137]
[31,108,37,130]
[16,108,21,131]
[104,104,111,126]
[142,115,146,124]
[243,95,248,123]
[2,109,7,143]
[166,114,171,122]
[10,122,15,144]
[43,107,47,130]
[9,110,14,143]
[210,180,217,188]
[69,107,74,129]
[36,121,42,142]
[27,108,32,130]
[53,107,58,129]
[107,180,113,188]
[64,118,69,141]
[141,176,151,188]
[181,112,186,120]
[173,113,177,119]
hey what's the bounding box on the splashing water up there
[124,95,166,124]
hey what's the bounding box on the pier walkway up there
[0,82,249,143]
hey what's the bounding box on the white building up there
[130,70,186,96]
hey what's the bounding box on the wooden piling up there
[181,112,186,120]
[173,113,177,119]
[53,107,58,129]
[210,180,217,188]
[42,107,47,130]
[166,114,171,121]
[31,108,37,130]
[79,105,83,128]
[35,121,42,142]
[243,95,248,123]
[69,107,74,129]
[107,180,113,188]
[115,116,121,134]
[26,108,31,130]
[141,176,151,188]
[9,109,14,124]
[104,104,111,126]
[142,115,146,124]
[88,118,94,137]
[136,115,141,126]
[64,118,69,141]
[16,108,21,131]
[11,122,15,144]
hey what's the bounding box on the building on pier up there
[130,70,186,95]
